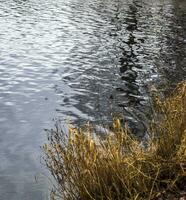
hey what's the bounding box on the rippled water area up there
[0,0,185,199]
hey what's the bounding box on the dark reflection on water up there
[0,0,185,199]
[114,1,147,134]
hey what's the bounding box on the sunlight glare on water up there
[0,0,185,199]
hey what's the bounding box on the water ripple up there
[0,0,186,199]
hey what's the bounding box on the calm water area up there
[0,0,186,199]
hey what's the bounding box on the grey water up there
[0,0,185,199]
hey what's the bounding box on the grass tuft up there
[44,82,186,200]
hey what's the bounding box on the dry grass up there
[44,82,186,200]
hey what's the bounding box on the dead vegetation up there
[44,81,186,200]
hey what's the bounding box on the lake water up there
[0,0,185,199]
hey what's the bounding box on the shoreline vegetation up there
[44,81,186,200]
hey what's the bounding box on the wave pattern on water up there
[0,0,185,199]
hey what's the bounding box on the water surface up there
[0,0,185,199]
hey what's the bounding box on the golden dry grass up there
[44,82,186,200]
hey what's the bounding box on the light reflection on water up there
[0,0,185,199]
